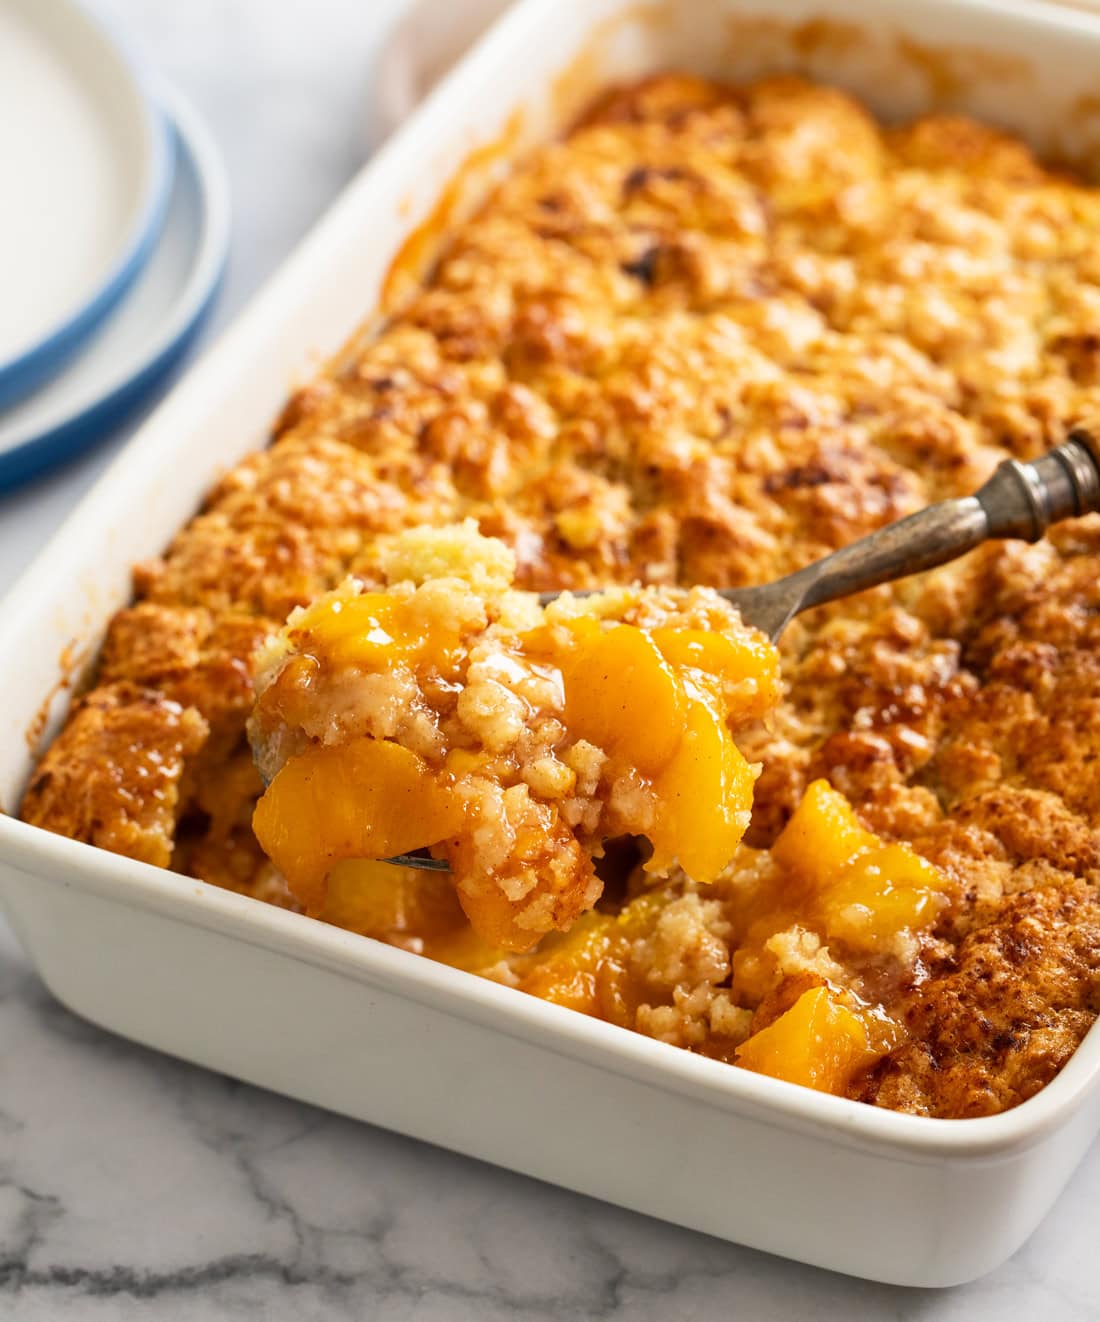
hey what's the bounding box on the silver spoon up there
[379,424,1100,871]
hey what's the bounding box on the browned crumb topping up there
[853,882,1100,1117]
[22,684,207,868]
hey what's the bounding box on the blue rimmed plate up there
[0,0,172,408]
[0,84,230,488]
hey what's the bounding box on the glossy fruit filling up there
[501,778,946,1095]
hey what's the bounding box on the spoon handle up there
[721,425,1100,639]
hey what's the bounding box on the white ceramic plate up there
[0,84,230,488]
[0,0,171,406]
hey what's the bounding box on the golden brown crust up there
[22,73,1100,1114]
[21,683,208,868]
[853,882,1100,1117]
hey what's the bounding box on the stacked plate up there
[0,0,229,487]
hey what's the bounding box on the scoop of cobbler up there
[248,522,779,950]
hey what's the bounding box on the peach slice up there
[323,858,507,970]
[735,985,883,1093]
[253,736,463,912]
[517,891,664,1019]
[653,626,781,722]
[769,779,948,950]
[322,857,466,938]
[561,624,684,774]
[646,696,755,881]
[290,591,463,674]
[821,844,949,949]
[518,911,617,1015]
[771,777,878,884]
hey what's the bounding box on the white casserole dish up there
[4,0,1100,1288]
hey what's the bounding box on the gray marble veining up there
[2,3,1099,1317]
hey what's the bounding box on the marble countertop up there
[2,2,1098,1317]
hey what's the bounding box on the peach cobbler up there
[248,522,777,950]
[22,74,1100,1117]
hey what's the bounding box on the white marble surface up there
[2,2,1099,1316]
